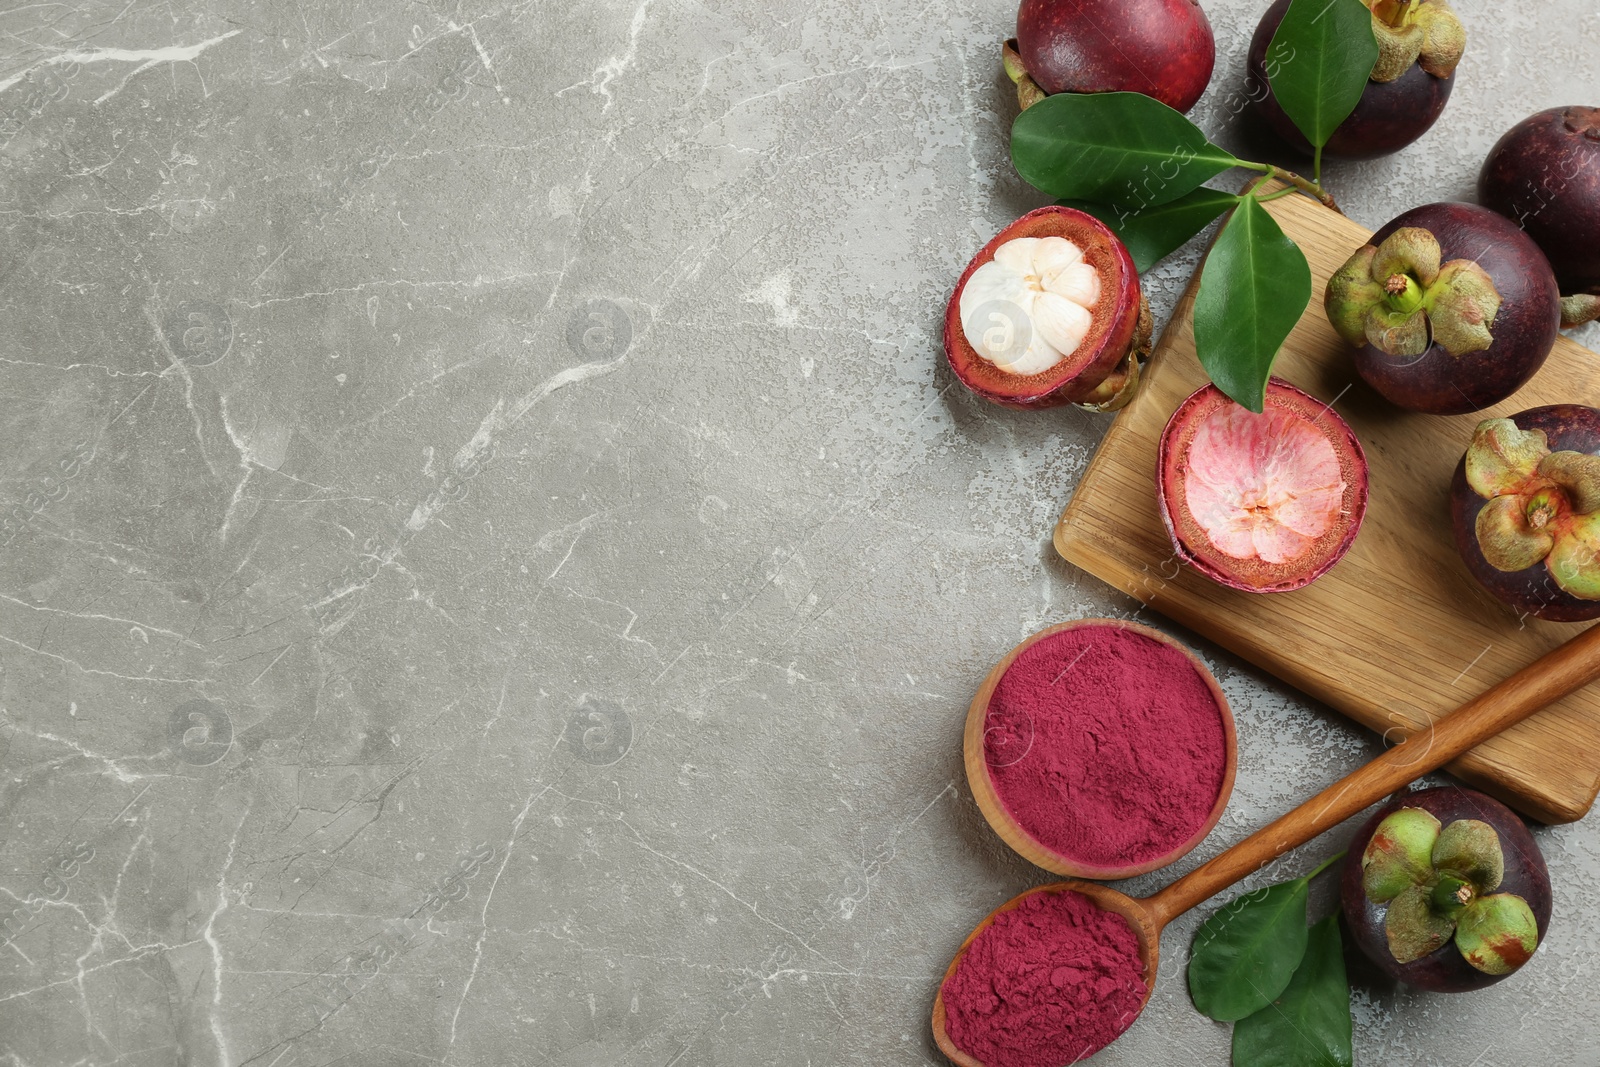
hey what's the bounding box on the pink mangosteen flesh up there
[1157,379,1369,593]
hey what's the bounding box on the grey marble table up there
[2,2,1598,1064]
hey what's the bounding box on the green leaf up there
[1062,189,1240,273]
[1011,92,1241,207]
[1266,0,1381,149]
[1188,878,1311,1022]
[1231,914,1354,1067]
[1193,194,1312,413]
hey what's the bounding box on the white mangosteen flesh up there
[957,236,1102,376]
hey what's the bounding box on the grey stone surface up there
[1,1,1598,1064]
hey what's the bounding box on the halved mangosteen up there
[944,206,1151,411]
[1157,379,1370,593]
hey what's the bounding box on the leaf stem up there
[1256,187,1302,204]
[1238,160,1341,213]
[1270,166,1341,213]
[1305,851,1348,882]
[1313,144,1324,186]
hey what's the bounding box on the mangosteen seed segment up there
[1480,106,1600,307]
[944,207,1148,410]
[1156,379,1368,593]
[1343,787,1551,992]
[1247,0,1457,159]
[1012,0,1216,114]
[958,236,1104,376]
[1326,203,1560,415]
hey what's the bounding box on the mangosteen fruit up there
[1450,405,1600,622]
[1479,106,1600,328]
[945,206,1151,411]
[1156,378,1369,593]
[1325,203,1561,415]
[1247,0,1463,159]
[1343,786,1550,992]
[1004,0,1216,114]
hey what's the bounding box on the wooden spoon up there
[933,621,1600,1066]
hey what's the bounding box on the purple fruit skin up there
[1342,786,1552,994]
[1353,203,1561,415]
[1451,405,1600,622]
[1479,106,1600,296]
[1247,0,1453,160]
[1018,0,1215,114]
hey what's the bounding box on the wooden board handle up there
[1148,622,1600,924]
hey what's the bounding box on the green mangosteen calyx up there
[1326,228,1500,359]
[1466,418,1600,599]
[1367,0,1466,83]
[1361,807,1539,973]
[1000,39,1046,112]
[1562,294,1600,329]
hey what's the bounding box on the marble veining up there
[2,1,1598,1063]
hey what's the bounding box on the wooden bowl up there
[931,880,1160,1067]
[963,618,1237,880]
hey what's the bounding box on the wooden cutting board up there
[1055,183,1600,825]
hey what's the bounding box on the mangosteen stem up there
[1432,873,1475,916]
[1256,187,1301,204]
[1527,493,1557,530]
[1385,275,1424,314]
[1262,164,1341,213]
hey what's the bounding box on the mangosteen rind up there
[1156,379,1369,593]
[1014,0,1216,114]
[1480,106,1600,298]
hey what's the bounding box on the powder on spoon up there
[941,889,1147,1067]
[984,624,1227,869]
